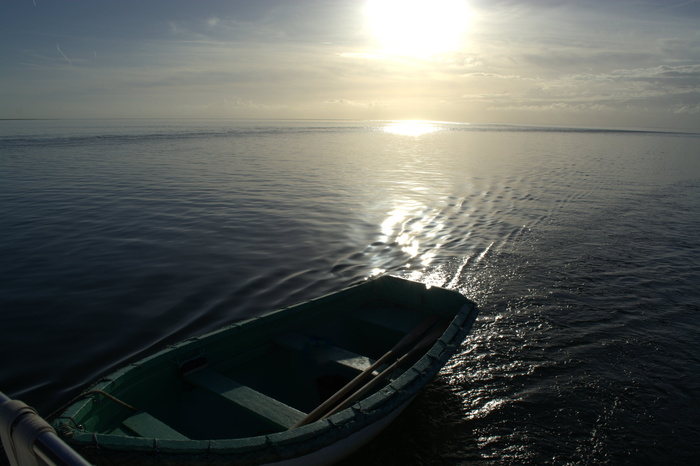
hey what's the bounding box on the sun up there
[365,0,470,58]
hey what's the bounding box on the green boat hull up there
[52,276,478,465]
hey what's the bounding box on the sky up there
[1,0,699,130]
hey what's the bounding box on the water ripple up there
[2,120,700,464]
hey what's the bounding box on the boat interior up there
[74,301,449,441]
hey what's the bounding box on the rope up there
[48,388,138,424]
[83,390,137,412]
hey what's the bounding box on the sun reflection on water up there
[375,202,445,277]
[382,121,442,136]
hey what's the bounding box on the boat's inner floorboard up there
[121,412,189,441]
[186,368,306,430]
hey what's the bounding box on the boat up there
[49,275,478,465]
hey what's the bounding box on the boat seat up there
[186,368,305,430]
[122,412,189,440]
[273,333,375,373]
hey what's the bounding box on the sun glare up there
[366,0,469,57]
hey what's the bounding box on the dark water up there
[2,120,699,464]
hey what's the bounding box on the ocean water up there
[1,119,699,464]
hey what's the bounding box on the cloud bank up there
[1,0,698,130]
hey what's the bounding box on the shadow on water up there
[338,377,482,466]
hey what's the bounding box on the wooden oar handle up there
[292,315,443,428]
[319,323,448,419]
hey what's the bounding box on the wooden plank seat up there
[122,412,189,440]
[273,333,375,373]
[186,369,305,430]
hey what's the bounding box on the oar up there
[291,315,439,428]
[318,323,448,420]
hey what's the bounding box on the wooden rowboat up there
[50,276,478,465]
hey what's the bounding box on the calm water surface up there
[1,120,699,464]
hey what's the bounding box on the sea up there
[1,119,699,465]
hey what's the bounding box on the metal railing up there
[0,392,91,466]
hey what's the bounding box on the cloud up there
[56,44,72,65]
[339,52,382,60]
[464,62,700,124]
[205,96,276,112]
[551,65,700,101]
[577,64,700,81]
[490,102,616,113]
[461,72,529,80]
[2,0,699,129]
[672,103,700,114]
[323,98,388,108]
